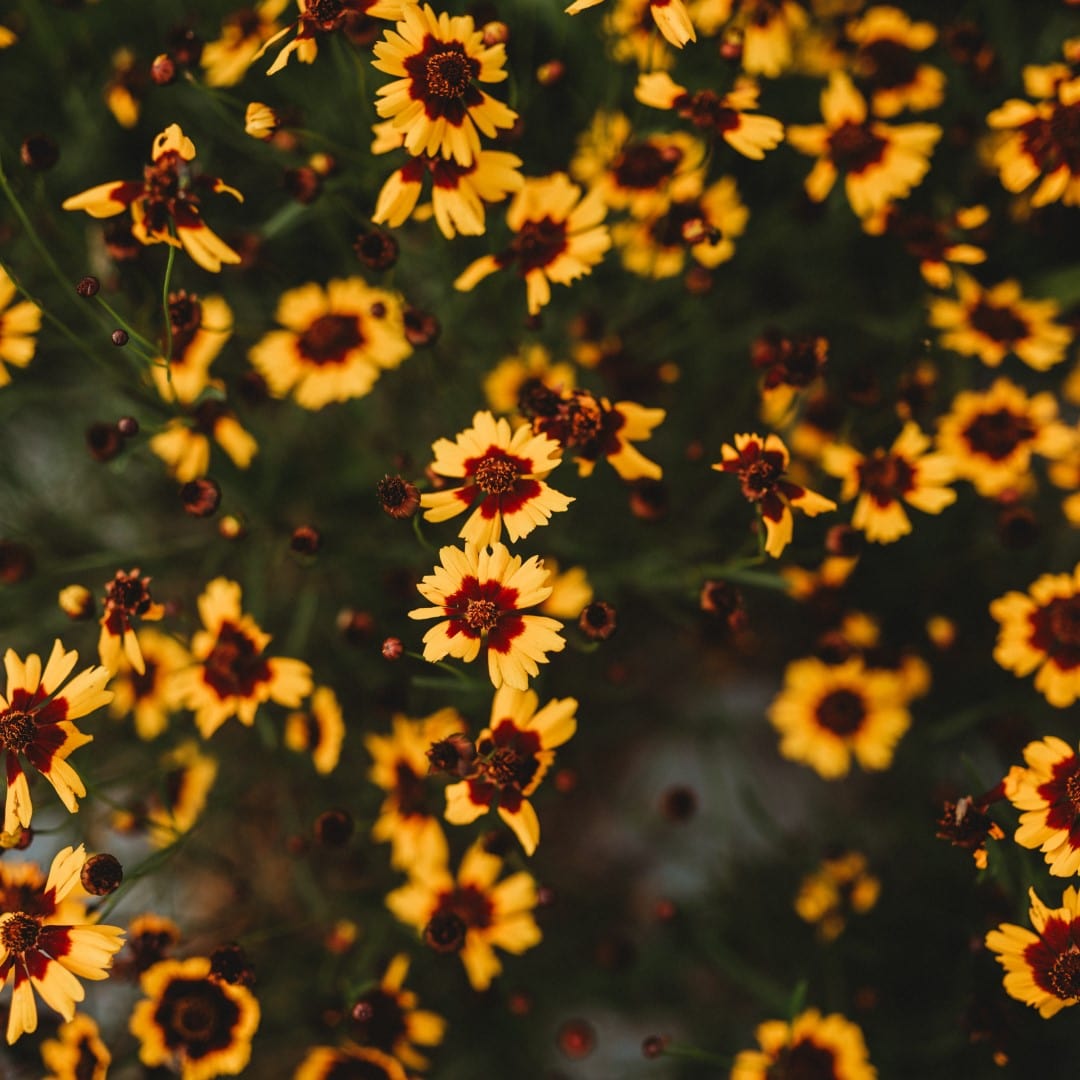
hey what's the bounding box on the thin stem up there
[92,293,160,359]
[161,240,176,365]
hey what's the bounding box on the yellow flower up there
[1005,736,1080,876]
[284,685,346,774]
[794,851,880,941]
[152,293,234,406]
[731,1008,876,1080]
[244,101,281,140]
[566,0,697,49]
[107,628,189,740]
[0,266,41,388]
[483,342,576,416]
[144,740,219,848]
[41,1012,111,1080]
[202,0,291,86]
[149,405,258,484]
[739,0,809,78]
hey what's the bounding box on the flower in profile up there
[137,740,219,848]
[454,173,611,316]
[0,640,111,833]
[409,543,565,690]
[40,1012,111,1080]
[991,564,1080,708]
[786,71,941,218]
[365,707,466,873]
[248,278,412,409]
[172,577,313,738]
[98,568,166,675]
[420,410,574,547]
[0,845,125,1044]
[822,422,956,544]
[445,686,577,855]
[713,433,836,557]
[284,685,345,775]
[935,377,1075,497]
[201,0,291,86]
[751,329,829,425]
[295,1044,408,1080]
[985,886,1080,1019]
[130,956,260,1077]
[62,124,243,273]
[104,47,144,129]
[928,272,1072,371]
[151,293,234,406]
[566,0,696,48]
[768,655,911,779]
[149,401,258,483]
[795,851,880,942]
[0,266,41,388]
[731,1008,876,1080]
[633,74,784,160]
[372,3,517,166]
[386,838,541,990]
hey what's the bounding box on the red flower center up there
[769,1038,840,1079]
[425,46,472,98]
[464,598,500,631]
[472,454,521,495]
[859,38,919,92]
[156,978,239,1056]
[297,314,363,365]
[510,216,569,273]
[1030,596,1080,671]
[0,708,36,753]
[394,760,430,817]
[738,453,784,501]
[612,142,683,190]
[1048,947,1080,1000]
[815,689,866,736]
[857,449,915,506]
[968,300,1029,345]
[1021,101,1080,173]
[675,90,740,135]
[351,987,407,1051]
[962,407,1035,460]
[827,121,887,174]
[0,912,40,954]
[203,623,271,699]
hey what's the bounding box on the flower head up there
[567,0,696,48]
[201,0,291,86]
[149,401,258,483]
[295,1044,408,1080]
[40,1012,111,1080]
[731,1008,876,1080]
[794,851,880,941]
[284,686,345,775]
[0,266,41,388]
[98,568,166,675]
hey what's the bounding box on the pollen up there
[473,455,520,495]
[0,912,40,954]
[425,48,472,98]
[464,598,500,631]
[0,709,36,753]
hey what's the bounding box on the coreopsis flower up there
[98,568,166,675]
[409,543,565,690]
[295,1044,408,1080]
[928,272,1072,371]
[985,886,1080,1019]
[62,124,243,273]
[171,577,313,738]
[152,293,234,406]
[104,47,144,129]
[0,640,111,833]
[990,564,1080,708]
[243,101,280,141]
[454,173,611,317]
[385,838,541,990]
[540,561,594,619]
[130,956,260,1077]
[633,73,785,159]
[348,953,446,1070]
[371,4,517,166]
[40,1013,111,1080]
[736,0,810,78]
[247,278,412,409]
[365,708,466,873]
[0,266,41,388]
[604,0,678,70]
[846,4,945,117]
[752,330,829,424]
[284,685,345,774]
[483,343,576,416]
[768,655,911,779]
[822,422,956,544]
[420,410,574,547]
[108,628,190,740]
[713,433,836,557]
[935,793,1005,870]
[794,851,880,941]
[731,1008,876,1080]
[259,0,404,75]
[0,846,125,1044]
[149,402,258,483]
[201,0,291,86]
[139,741,219,848]
[935,377,1075,497]
[786,71,941,218]
[567,0,696,47]
[445,686,577,855]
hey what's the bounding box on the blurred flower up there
[795,851,880,941]
[822,422,956,544]
[0,846,125,1044]
[483,343,575,416]
[0,640,110,833]
[284,685,345,774]
[130,956,260,1077]
[244,101,281,140]
[455,173,611,316]
[40,1012,110,1080]
[737,0,810,78]
[140,741,219,848]
[202,0,291,86]
[731,1008,875,1079]
[935,794,1004,870]
[172,577,312,738]
[768,655,911,779]
[98,568,166,675]
[0,267,40,388]
[928,272,1071,371]
[787,71,941,218]
[991,564,1080,708]
[377,475,420,518]
[985,885,1080,1018]
[713,432,836,557]
[295,1044,407,1079]
[120,914,181,977]
[248,278,412,409]
[409,543,565,690]
[540,561,593,619]
[149,402,258,483]
[420,409,574,546]
[445,686,577,854]
[58,585,94,620]
[568,0,696,47]
[152,294,234,406]
[386,838,541,990]
[104,47,145,129]
[752,330,828,424]
[62,124,243,273]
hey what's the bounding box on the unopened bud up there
[180,477,221,517]
[80,853,123,896]
[75,275,100,298]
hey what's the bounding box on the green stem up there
[161,240,177,363]
[662,1044,733,1068]
[93,293,159,359]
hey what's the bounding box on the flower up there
[247,278,412,409]
[822,422,956,544]
[935,794,1005,871]
[385,837,542,990]
[0,846,125,1044]
[935,377,1075,497]
[244,101,281,140]
[62,124,243,273]
[738,0,810,78]
[107,628,188,740]
[768,655,911,779]
[372,3,517,165]
[130,956,260,1078]
[142,741,219,847]
[786,71,941,218]
[97,568,166,675]
[409,543,565,690]
[0,266,41,388]
[420,410,574,547]
[985,886,1080,1019]
[445,686,577,854]
[284,685,345,774]
[731,1008,876,1080]
[295,1044,408,1080]
[566,0,696,48]
[990,564,1080,708]
[928,272,1072,371]
[40,1012,111,1080]
[713,433,836,557]
[152,293,234,406]
[201,0,291,86]
[172,577,313,738]
[794,851,880,941]
[0,640,111,833]
[483,342,576,416]
[149,402,258,483]
[365,707,466,873]
[454,173,611,316]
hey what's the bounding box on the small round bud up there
[75,275,100,298]
[629,478,669,521]
[377,475,420,519]
[166,25,203,67]
[150,53,177,85]
[0,541,34,585]
[218,514,246,540]
[642,1035,669,1059]
[426,733,476,778]
[654,899,677,922]
[210,943,255,986]
[554,767,577,793]
[289,525,321,557]
[661,785,698,822]
[116,416,139,438]
[507,990,532,1016]
[309,152,337,178]
[684,265,713,295]
[579,601,617,641]
[536,60,565,86]
[997,503,1039,549]
[58,584,94,620]
[244,101,280,141]
[482,20,509,45]
[284,166,321,205]
[20,134,59,171]
[381,636,404,660]
[314,808,354,848]
[86,422,123,463]
[353,227,399,272]
[80,853,123,896]
[557,1019,595,1060]
[180,477,221,518]
[111,328,129,347]
[424,911,467,953]
[351,1001,375,1023]
[403,307,440,347]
